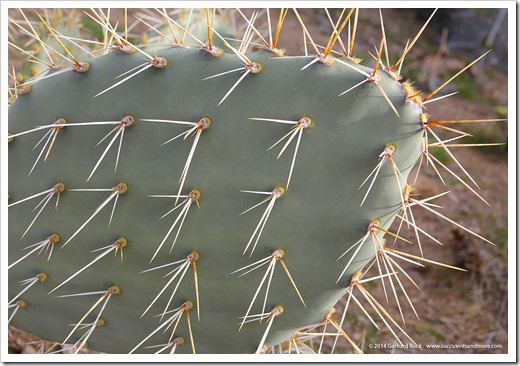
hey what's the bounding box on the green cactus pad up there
[8,36,425,353]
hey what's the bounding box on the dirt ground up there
[7,8,510,355]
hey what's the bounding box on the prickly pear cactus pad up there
[5,7,507,356]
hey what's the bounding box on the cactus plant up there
[6,7,507,356]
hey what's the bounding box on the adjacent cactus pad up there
[7,8,502,355]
